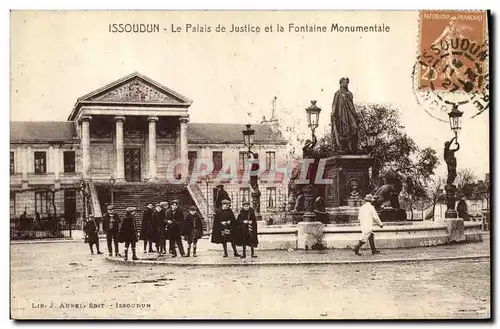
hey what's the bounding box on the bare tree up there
[426,176,445,220]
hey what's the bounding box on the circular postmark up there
[412,36,490,122]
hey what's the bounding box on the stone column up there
[115,116,126,182]
[179,115,189,178]
[81,115,92,180]
[148,116,158,182]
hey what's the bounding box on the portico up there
[69,72,192,183]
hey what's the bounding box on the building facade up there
[10,72,288,230]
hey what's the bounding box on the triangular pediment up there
[78,72,192,105]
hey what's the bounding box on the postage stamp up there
[413,10,489,122]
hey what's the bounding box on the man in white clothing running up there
[352,194,384,256]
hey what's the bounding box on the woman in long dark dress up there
[236,202,258,258]
[84,214,102,255]
[118,207,139,261]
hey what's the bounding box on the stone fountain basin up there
[207,221,483,251]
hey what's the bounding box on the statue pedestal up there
[445,184,458,219]
[445,218,465,242]
[379,208,407,222]
[322,154,374,208]
[346,196,363,207]
[297,221,325,250]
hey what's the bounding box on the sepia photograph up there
[9,9,491,320]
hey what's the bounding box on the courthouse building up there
[10,72,288,230]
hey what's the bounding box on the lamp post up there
[80,179,87,223]
[242,124,262,221]
[204,176,210,229]
[444,105,463,219]
[366,130,379,190]
[109,175,116,207]
[303,101,322,222]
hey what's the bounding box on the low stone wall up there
[251,220,482,250]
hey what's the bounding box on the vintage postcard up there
[10,10,490,319]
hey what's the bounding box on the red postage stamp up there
[418,10,488,93]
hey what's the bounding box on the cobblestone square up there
[11,238,490,319]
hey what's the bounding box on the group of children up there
[83,198,259,260]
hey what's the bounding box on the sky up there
[10,10,490,179]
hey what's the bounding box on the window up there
[238,152,247,171]
[212,151,223,173]
[239,187,250,204]
[267,187,277,208]
[35,191,52,214]
[34,151,47,174]
[188,151,197,173]
[91,147,110,170]
[266,151,276,172]
[63,151,76,173]
[10,192,16,218]
[10,151,14,175]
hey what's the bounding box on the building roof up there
[10,121,286,145]
[10,122,78,143]
[187,123,286,145]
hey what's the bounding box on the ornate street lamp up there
[242,124,262,221]
[444,105,463,219]
[80,179,87,222]
[366,130,379,190]
[366,130,377,150]
[302,101,322,223]
[242,124,255,152]
[204,176,211,229]
[448,104,464,138]
[109,175,116,206]
[305,100,322,136]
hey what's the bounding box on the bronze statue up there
[302,133,318,186]
[302,133,317,159]
[331,77,360,153]
[444,136,460,185]
[373,171,402,210]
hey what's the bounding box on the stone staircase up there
[88,181,103,218]
[94,183,206,234]
[186,183,214,231]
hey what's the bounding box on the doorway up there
[124,148,141,182]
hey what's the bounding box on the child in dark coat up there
[236,202,258,258]
[118,207,139,261]
[84,215,102,255]
[183,206,203,257]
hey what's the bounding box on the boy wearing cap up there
[236,201,258,258]
[118,207,139,261]
[165,200,185,257]
[352,194,383,256]
[183,206,203,257]
[102,205,121,257]
[83,215,103,255]
[152,203,165,256]
[141,203,155,253]
[211,199,241,257]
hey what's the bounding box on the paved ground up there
[11,237,491,319]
